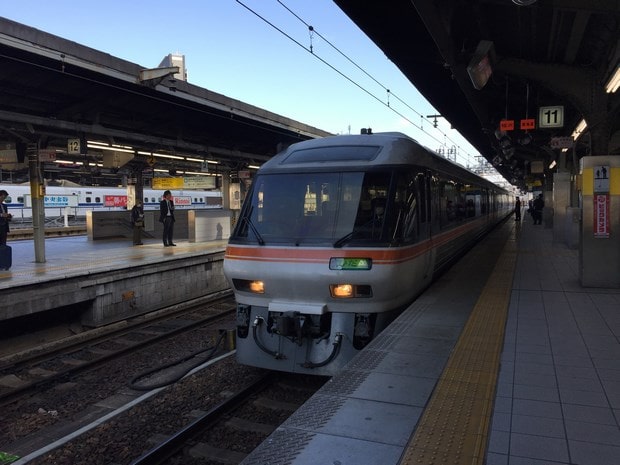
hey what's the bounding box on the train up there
[223,131,513,376]
[0,183,223,223]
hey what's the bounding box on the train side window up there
[86,197,92,203]
[17,196,24,203]
[95,197,101,203]
[144,197,148,204]
[480,190,488,214]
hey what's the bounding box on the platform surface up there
[0,236,227,290]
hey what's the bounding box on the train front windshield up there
[233,171,392,246]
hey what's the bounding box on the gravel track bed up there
[30,357,265,465]
[0,323,228,448]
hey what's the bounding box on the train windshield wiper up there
[241,209,265,245]
[333,231,354,248]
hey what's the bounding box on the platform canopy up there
[334,0,620,189]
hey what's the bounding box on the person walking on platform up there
[159,190,176,246]
[514,196,521,221]
[131,200,144,246]
[532,194,544,225]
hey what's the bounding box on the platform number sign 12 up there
[67,138,81,155]
[538,106,564,128]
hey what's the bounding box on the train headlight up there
[329,257,372,270]
[232,279,265,294]
[330,284,372,298]
[331,284,354,298]
[250,281,265,293]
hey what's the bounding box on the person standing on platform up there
[131,200,144,246]
[533,194,544,225]
[0,190,12,246]
[159,190,176,246]
[514,196,521,221]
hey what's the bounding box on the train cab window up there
[233,171,366,245]
[393,171,419,243]
[351,172,392,241]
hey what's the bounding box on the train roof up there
[260,132,509,193]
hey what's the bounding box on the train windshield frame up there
[231,170,394,246]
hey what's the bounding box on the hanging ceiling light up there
[605,66,620,93]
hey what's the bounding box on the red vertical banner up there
[593,194,610,238]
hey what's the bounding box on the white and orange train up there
[0,184,222,222]
[224,132,512,376]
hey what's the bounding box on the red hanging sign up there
[500,120,515,131]
[520,119,536,130]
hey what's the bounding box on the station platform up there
[242,215,620,465]
[0,236,229,328]
[0,235,227,290]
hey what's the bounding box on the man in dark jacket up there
[0,190,12,246]
[533,194,544,225]
[131,200,144,246]
[159,190,176,246]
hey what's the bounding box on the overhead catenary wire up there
[236,0,481,168]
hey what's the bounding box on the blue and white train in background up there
[0,184,223,223]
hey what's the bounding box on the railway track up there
[0,292,235,406]
[131,371,327,465]
[0,295,241,463]
[4,354,325,465]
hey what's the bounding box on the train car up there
[223,132,512,376]
[0,184,222,223]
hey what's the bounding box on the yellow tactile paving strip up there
[400,237,517,465]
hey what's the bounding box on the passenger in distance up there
[131,200,144,246]
[159,190,176,246]
[0,190,12,246]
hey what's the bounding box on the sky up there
[0,0,490,172]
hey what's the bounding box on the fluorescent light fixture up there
[605,66,620,93]
[152,153,184,160]
[549,160,557,169]
[571,119,587,140]
[248,165,260,170]
[87,143,134,154]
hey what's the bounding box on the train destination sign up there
[24,194,79,207]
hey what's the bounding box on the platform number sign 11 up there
[538,106,564,128]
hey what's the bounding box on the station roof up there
[334,0,620,190]
[0,17,330,186]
